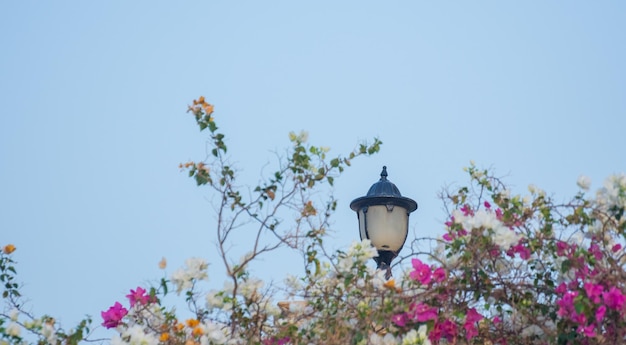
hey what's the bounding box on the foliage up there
[3,98,626,345]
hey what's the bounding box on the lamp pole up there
[350,166,418,279]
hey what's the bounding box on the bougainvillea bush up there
[2,98,626,345]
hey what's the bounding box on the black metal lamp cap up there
[350,166,418,212]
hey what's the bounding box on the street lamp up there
[350,166,418,278]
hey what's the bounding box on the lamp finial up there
[380,166,388,180]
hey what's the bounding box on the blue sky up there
[1,1,625,341]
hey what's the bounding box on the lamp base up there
[374,250,396,280]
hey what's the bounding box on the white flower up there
[198,321,230,345]
[370,269,387,290]
[596,173,626,215]
[370,332,398,345]
[527,184,545,197]
[42,322,57,344]
[577,175,591,190]
[284,274,302,293]
[402,328,431,345]
[239,278,263,300]
[6,322,21,337]
[206,290,224,309]
[9,309,18,321]
[346,239,379,263]
[501,189,511,198]
[417,324,432,345]
[493,226,523,250]
[121,325,159,345]
[288,130,309,143]
[171,257,209,294]
[453,209,522,249]
[336,256,354,274]
[299,131,309,143]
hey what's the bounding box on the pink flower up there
[465,308,484,324]
[392,313,407,327]
[556,240,571,257]
[432,267,447,283]
[442,233,454,242]
[495,208,503,220]
[464,308,483,340]
[557,291,578,317]
[410,258,432,285]
[583,282,603,304]
[555,282,567,295]
[444,216,455,228]
[612,243,622,252]
[101,302,128,329]
[493,316,502,324]
[484,201,491,209]
[411,302,438,322]
[573,312,587,325]
[578,324,595,337]
[588,243,603,260]
[464,323,479,340]
[434,319,458,342]
[603,286,625,310]
[429,319,457,343]
[507,243,530,260]
[596,305,607,322]
[460,205,473,216]
[126,286,150,307]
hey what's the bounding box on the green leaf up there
[574,300,585,314]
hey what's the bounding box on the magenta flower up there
[392,313,407,327]
[433,319,459,342]
[578,324,596,337]
[411,302,438,322]
[557,291,578,317]
[444,216,455,228]
[432,267,447,283]
[495,208,503,220]
[509,243,531,260]
[126,286,150,307]
[588,243,603,260]
[410,258,432,285]
[555,282,567,294]
[465,308,483,324]
[463,308,483,340]
[101,302,128,329]
[556,241,569,257]
[460,204,473,216]
[603,286,625,310]
[583,282,603,304]
[596,305,607,322]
